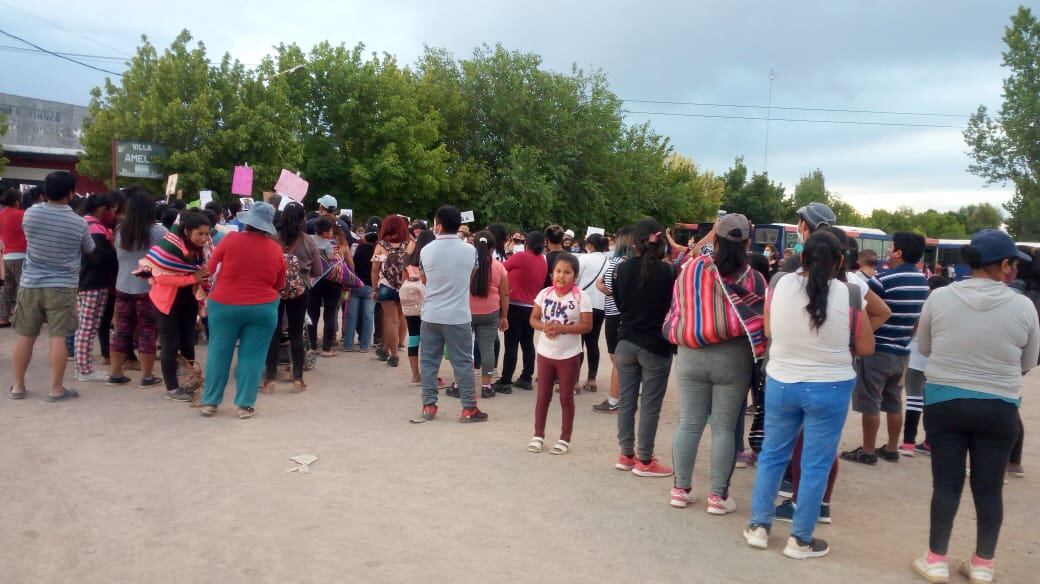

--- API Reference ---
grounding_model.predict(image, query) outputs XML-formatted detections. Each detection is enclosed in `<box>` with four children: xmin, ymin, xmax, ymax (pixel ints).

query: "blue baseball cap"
<box><xmin>969</xmin><ymin>229</ymin><xmax>1031</xmax><ymax>264</ymax></box>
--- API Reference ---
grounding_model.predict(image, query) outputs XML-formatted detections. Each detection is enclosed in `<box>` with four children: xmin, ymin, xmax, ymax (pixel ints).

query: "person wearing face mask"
<box><xmin>764</xmin><ymin>244</ymin><xmax>780</xmax><ymax>276</ymax></box>
<box><xmin>910</xmin><ymin>229</ymin><xmax>1038</xmax><ymax>584</ymax></box>
<box><xmin>780</xmin><ymin>202</ymin><xmax>836</xmax><ymax>273</ymax></box>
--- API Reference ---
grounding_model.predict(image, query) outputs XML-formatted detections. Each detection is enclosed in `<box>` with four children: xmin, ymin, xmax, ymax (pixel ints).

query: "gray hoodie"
<box><xmin>918</xmin><ymin>278</ymin><xmax>1039</xmax><ymax>402</ymax></box>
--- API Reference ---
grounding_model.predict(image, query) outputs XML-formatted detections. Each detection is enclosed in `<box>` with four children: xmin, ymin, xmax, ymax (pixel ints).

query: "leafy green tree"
<box><xmin>792</xmin><ymin>169</ymin><xmax>826</xmax><ymax>209</ymax></box>
<box><xmin>80</xmin><ymin>31</ymin><xmax>302</xmax><ymax>198</ymax></box>
<box><xmin>957</xmin><ymin>203</ymin><xmax>1003</xmax><ymax>233</ymax></box>
<box><xmin>964</xmin><ymin>6</ymin><xmax>1040</xmax><ymax>238</ymax></box>
<box><xmin>720</xmin><ymin>157</ymin><xmax>789</xmax><ymax>224</ymax></box>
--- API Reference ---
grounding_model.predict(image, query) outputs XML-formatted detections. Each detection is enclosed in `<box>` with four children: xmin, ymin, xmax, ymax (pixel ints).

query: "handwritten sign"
<box><xmin>165</xmin><ymin>174</ymin><xmax>178</xmax><ymax>196</ymax></box>
<box><xmin>199</xmin><ymin>190</ymin><xmax>214</xmax><ymax>207</ymax></box>
<box><xmin>231</xmin><ymin>166</ymin><xmax>253</xmax><ymax>196</ymax></box>
<box><xmin>585</xmin><ymin>226</ymin><xmax>605</xmax><ymax>238</ymax></box>
<box><xmin>461</xmin><ymin>210</ymin><xmax>475</xmax><ymax>224</ymax></box>
<box><xmin>274</xmin><ymin>169</ymin><xmax>309</xmax><ymax>202</ymax></box>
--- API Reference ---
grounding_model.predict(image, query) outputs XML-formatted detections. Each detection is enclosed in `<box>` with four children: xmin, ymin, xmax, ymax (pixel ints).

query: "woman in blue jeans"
<box><xmin>743</xmin><ymin>230</ymin><xmax>874</xmax><ymax>560</ymax></box>
<box><xmin>344</xmin><ymin>226</ymin><xmax>378</xmax><ymax>352</ymax></box>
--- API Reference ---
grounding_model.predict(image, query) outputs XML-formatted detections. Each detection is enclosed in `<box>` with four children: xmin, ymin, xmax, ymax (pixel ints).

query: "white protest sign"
<box><xmin>461</xmin><ymin>210</ymin><xmax>475</xmax><ymax>224</ymax></box>
<box><xmin>165</xmin><ymin>174</ymin><xmax>178</xmax><ymax>196</ymax></box>
<box><xmin>345</xmin><ymin>208</ymin><xmax>353</xmax><ymax>220</ymax></box>
<box><xmin>199</xmin><ymin>190</ymin><xmax>214</xmax><ymax>207</ymax></box>
<box><xmin>278</xmin><ymin>196</ymin><xmax>291</xmax><ymax>211</ymax></box>
<box><xmin>585</xmin><ymin>226</ymin><xmax>606</xmax><ymax>238</ymax></box>
<box><xmin>239</xmin><ymin>197</ymin><xmax>254</xmax><ymax>211</ymax></box>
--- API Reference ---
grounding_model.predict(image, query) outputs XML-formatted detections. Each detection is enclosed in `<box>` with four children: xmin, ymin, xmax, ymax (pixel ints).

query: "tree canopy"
<box><xmin>965</xmin><ymin>6</ymin><xmax>1040</xmax><ymax>238</ymax></box>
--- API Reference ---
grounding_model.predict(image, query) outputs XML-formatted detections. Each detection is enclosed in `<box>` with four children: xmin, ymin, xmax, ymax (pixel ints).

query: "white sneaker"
<box><xmin>743</xmin><ymin>525</ymin><xmax>770</xmax><ymax>549</ymax></box>
<box><xmin>958</xmin><ymin>559</ymin><xmax>993</xmax><ymax>584</ymax></box>
<box><xmin>669</xmin><ymin>488</ymin><xmax>696</xmax><ymax>508</ymax></box>
<box><xmin>706</xmin><ymin>493</ymin><xmax>737</xmax><ymax>515</ymax></box>
<box><xmin>76</xmin><ymin>371</ymin><xmax>109</xmax><ymax>382</ymax></box>
<box><xmin>911</xmin><ymin>553</ymin><xmax>949</xmax><ymax>583</ymax></box>
<box><xmin>782</xmin><ymin>536</ymin><xmax>829</xmax><ymax>560</ymax></box>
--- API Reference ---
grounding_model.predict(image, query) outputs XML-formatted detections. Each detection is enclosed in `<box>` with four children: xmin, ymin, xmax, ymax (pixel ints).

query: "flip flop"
<box><xmin>9</xmin><ymin>386</ymin><xmax>26</xmax><ymax>400</ymax></box>
<box><xmin>46</xmin><ymin>388</ymin><xmax>79</xmax><ymax>402</ymax></box>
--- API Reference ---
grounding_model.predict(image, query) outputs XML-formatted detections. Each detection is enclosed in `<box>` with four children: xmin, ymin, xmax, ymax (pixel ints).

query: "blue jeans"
<box><xmin>343</xmin><ymin>285</ymin><xmax>374</xmax><ymax>350</ymax></box>
<box><xmin>749</xmin><ymin>376</ymin><xmax>855</xmax><ymax>542</ymax></box>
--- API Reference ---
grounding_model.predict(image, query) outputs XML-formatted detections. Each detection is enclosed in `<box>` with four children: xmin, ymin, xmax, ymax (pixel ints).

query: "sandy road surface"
<box><xmin>1</xmin><ymin>330</ymin><xmax>1037</xmax><ymax>583</ymax></box>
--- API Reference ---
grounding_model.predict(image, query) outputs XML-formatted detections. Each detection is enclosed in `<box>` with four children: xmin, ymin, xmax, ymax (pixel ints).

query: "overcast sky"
<box><xmin>0</xmin><ymin>0</ymin><xmax>1024</xmax><ymax>215</ymax></box>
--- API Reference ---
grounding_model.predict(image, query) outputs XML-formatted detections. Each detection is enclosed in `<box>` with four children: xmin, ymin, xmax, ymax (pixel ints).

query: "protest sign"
<box><xmin>274</xmin><ymin>169</ymin><xmax>308</xmax><ymax>202</ymax></box>
<box><xmin>461</xmin><ymin>210</ymin><xmax>475</xmax><ymax>224</ymax></box>
<box><xmin>585</xmin><ymin>226</ymin><xmax>606</xmax><ymax>238</ymax></box>
<box><xmin>199</xmin><ymin>190</ymin><xmax>214</xmax><ymax>207</ymax></box>
<box><xmin>231</xmin><ymin>166</ymin><xmax>253</xmax><ymax>196</ymax></box>
<box><xmin>240</xmin><ymin>197</ymin><xmax>254</xmax><ymax>211</ymax></box>
<box><xmin>165</xmin><ymin>174</ymin><xmax>178</xmax><ymax>196</ymax></box>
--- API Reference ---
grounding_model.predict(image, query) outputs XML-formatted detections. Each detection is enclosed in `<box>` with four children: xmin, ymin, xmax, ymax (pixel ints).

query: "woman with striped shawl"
<box><xmin>137</xmin><ymin>211</ymin><xmax>212</xmax><ymax>402</ymax></box>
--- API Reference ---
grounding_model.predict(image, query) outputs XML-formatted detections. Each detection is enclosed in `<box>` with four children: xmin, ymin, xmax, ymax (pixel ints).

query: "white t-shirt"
<box><xmin>534</xmin><ymin>286</ymin><xmax>592</xmax><ymax>360</ymax></box>
<box><xmin>577</xmin><ymin>251</ymin><xmax>609</xmax><ymax>311</ymax></box>
<box><xmin>766</xmin><ymin>274</ymin><xmax>856</xmax><ymax>383</ymax></box>
<box><xmin>907</xmin><ymin>336</ymin><xmax>927</xmax><ymax>371</ymax></box>
<box><xmin>846</xmin><ymin>271</ymin><xmax>870</xmax><ymax>303</ymax></box>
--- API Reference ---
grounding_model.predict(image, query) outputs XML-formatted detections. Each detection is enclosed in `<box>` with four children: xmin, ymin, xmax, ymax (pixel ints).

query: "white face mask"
<box><xmin>763</xmin><ymin>249</ymin><xmax>772</xmax><ymax>259</ymax></box>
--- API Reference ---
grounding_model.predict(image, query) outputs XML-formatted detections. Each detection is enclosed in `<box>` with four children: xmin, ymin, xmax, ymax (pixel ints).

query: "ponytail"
<box><xmin>802</xmin><ymin>231</ymin><xmax>843</xmax><ymax>332</ymax></box>
<box><xmin>632</xmin><ymin>217</ymin><xmax>666</xmax><ymax>287</ymax></box>
<box><xmin>471</xmin><ymin>230</ymin><xmax>493</xmax><ymax>297</ymax></box>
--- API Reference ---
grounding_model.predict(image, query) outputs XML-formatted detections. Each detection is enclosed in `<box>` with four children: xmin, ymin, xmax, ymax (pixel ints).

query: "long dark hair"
<box><xmin>409</xmin><ymin>230</ymin><xmax>436</xmax><ymax>267</ymax></box>
<box><xmin>488</xmin><ymin>223</ymin><xmax>508</xmax><ymax>259</ymax></box>
<box><xmin>471</xmin><ymin>230</ymin><xmax>494</xmax><ymax>297</ymax></box>
<box><xmin>119</xmin><ymin>190</ymin><xmax>156</xmax><ymax>251</ymax></box>
<box><xmin>176</xmin><ymin>211</ymin><xmax>212</xmax><ymax>254</ymax></box>
<box><xmin>632</xmin><ymin>217</ymin><xmax>666</xmax><ymax>286</ymax></box>
<box><xmin>276</xmin><ymin>203</ymin><xmax>307</xmax><ymax>248</ymax></box>
<box><xmin>802</xmin><ymin>230</ymin><xmax>843</xmax><ymax>332</ymax></box>
<box><xmin>821</xmin><ymin>226</ymin><xmax>850</xmax><ymax>282</ymax></box>
<box><xmin>712</xmin><ymin>238</ymin><xmax>748</xmax><ymax>277</ymax></box>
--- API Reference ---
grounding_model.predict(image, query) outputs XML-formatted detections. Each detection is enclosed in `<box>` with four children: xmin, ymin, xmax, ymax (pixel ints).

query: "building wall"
<box><xmin>2</xmin><ymin>153</ymin><xmax>110</xmax><ymax>194</ymax></box>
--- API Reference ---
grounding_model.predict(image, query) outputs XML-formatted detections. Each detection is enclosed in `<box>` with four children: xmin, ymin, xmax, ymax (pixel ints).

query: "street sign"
<box><xmin>113</xmin><ymin>140</ymin><xmax>167</xmax><ymax>179</ymax></box>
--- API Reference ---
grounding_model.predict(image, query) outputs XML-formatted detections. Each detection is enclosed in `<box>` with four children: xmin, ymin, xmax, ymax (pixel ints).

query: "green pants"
<box><xmin>202</xmin><ymin>298</ymin><xmax>279</xmax><ymax>409</ymax></box>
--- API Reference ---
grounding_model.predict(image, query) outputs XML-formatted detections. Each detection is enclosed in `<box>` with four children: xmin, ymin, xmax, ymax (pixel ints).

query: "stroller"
<box><xmin>275</xmin><ymin>312</ymin><xmax>318</xmax><ymax>373</ymax></box>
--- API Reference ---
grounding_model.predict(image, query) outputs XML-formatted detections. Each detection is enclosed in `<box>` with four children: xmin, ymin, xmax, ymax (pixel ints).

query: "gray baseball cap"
<box><xmin>796</xmin><ymin>202</ymin><xmax>836</xmax><ymax>230</ymax></box>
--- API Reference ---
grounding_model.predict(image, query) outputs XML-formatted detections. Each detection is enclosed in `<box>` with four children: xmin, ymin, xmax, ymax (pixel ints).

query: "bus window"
<box><xmin>784</xmin><ymin>232</ymin><xmax>799</xmax><ymax>251</ymax></box>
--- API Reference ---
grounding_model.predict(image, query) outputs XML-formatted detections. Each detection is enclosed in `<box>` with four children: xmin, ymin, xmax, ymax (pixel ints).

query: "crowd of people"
<box><xmin>2</xmin><ymin>171</ymin><xmax>1037</xmax><ymax>582</ymax></box>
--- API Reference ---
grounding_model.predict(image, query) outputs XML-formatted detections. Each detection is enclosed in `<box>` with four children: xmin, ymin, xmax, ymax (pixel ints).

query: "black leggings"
<box><xmin>924</xmin><ymin>398</ymin><xmax>1020</xmax><ymax>559</ymax></box>
<box><xmin>266</xmin><ymin>291</ymin><xmax>309</xmax><ymax>381</ymax></box>
<box><xmin>406</xmin><ymin>315</ymin><xmax>422</xmax><ymax>357</ymax></box>
<box><xmin>308</xmin><ymin>279</ymin><xmax>341</xmax><ymax>352</ymax></box>
<box><xmin>500</xmin><ymin>304</ymin><xmax>534</xmax><ymax>384</ymax></box>
<box><xmin>581</xmin><ymin>308</ymin><xmax>605</xmax><ymax>380</ymax></box>
<box><xmin>1010</xmin><ymin>411</ymin><xmax>1024</xmax><ymax>465</ymax></box>
<box><xmin>155</xmin><ymin>287</ymin><xmax>198</xmax><ymax>391</ymax></box>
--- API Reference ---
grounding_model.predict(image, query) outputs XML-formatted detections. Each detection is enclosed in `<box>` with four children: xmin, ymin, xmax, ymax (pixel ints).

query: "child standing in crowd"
<box><xmin>470</xmin><ymin>230</ymin><xmax>509</xmax><ymax>399</ymax></box>
<box><xmin>900</xmin><ymin>275</ymin><xmax>951</xmax><ymax>456</ymax></box>
<box><xmin>911</xmin><ymin>231</ymin><xmax>1038</xmax><ymax>584</ymax></box>
<box><xmin>528</xmin><ymin>253</ymin><xmax>592</xmax><ymax>455</ymax></box>
<box><xmin>613</xmin><ymin>218</ymin><xmax>677</xmax><ymax>477</ymax></box>
<box><xmin>74</xmin><ymin>193</ymin><xmax>118</xmax><ymax>382</ymax></box>
<box><xmin>403</xmin><ymin>230</ymin><xmax>434</xmax><ymax>385</ymax></box>
<box><xmin>142</xmin><ymin>211</ymin><xmax>211</xmax><ymax>402</ymax></box>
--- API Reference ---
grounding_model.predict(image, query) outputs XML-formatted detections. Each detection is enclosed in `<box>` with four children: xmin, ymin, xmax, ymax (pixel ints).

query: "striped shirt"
<box><xmin>868</xmin><ymin>263</ymin><xmax>928</xmax><ymax>355</ymax></box>
<box><xmin>20</xmin><ymin>203</ymin><xmax>94</xmax><ymax>289</ymax></box>
<box><xmin>603</xmin><ymin>256</ymin><xmax>624</xmax><ymax>316</ymax></box>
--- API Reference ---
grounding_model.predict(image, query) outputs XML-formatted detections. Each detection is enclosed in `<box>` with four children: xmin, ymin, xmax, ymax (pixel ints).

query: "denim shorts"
<box><xmin>377</xmin><ymin>284</ymin><xmax>400</xmax><ymax>303</ymax></box>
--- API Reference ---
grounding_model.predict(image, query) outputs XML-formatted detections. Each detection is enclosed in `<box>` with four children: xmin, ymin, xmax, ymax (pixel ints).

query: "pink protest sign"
<box><xmin>274</xmin><ymin>169</ymin><xmax>309</xmax><ymax>202</ymax></box>
<box><xmin>231</xmin><ymin>166</ymin><xmax>253</xmax><ymax>196</ymax></box>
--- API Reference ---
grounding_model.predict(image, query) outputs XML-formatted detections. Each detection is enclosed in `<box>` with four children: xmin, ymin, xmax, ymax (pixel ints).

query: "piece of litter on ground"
<box><xmin>286</xmin><ymin>453</ymin><xmax>318</xmax><ymax>473</ymax></box>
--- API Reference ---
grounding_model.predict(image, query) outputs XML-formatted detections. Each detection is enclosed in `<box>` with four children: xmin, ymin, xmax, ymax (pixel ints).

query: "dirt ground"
<box><xmin>1</xmin><ymin>329</ymin><xmax>1038</xmax><ymax>584</ymax></box>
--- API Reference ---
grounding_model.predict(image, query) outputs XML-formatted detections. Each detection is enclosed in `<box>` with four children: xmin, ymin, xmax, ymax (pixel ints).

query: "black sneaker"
<box><xmin>460</xmin><ymin>407</ymin><xmax>489</xmax><ymax>423</ymax></box>
<box><xmin>375</xmin><ymin>348</ymin><xmax>389</xmax><ymax>361</ymax></box>
<box><xmin>774</xmin><ymin>499</ymin><xmax>795</xmax><ymax>523</ymax></box>
<box><xmin>783</xmin><ymin>536</ymin><xmax>829</xmax><ymax>559</ymax></box>
<box><xmin>818</xmin><ymin>503</ymin><xmax>832</xmax><ymax>524</ymax></box>
<box><xmin>877</xmin><ymin>447</ymin><xmax>900</xmax><ymax>462</ymax></box>
<box><xmin>387</xmin><ymin>356</ymin><xmax>399</xmax><ymax>368</ymax></box>
<box><xmin>107</xmin><ymin>375</ymin><xmax>132</xmax><ymax>386</ymax></box>
<box><xmin>165</xmin><ymin>388</ymin><xmax>192</xmax><ymax>402</ymax></box>
<box><xmin>592</xmin><ymin>399</ymin><xmax>619</xmax><ymax>413</ymax></box>
<box><xmin>446</xmin><ymin>384</ymin><xmax>460</xmax><ymax>399</ymax></box>
<box><xmin>139</xmin><ymin>376</ymin><xmax>163</xmax><ymax>388</ymax></box>
<box><xmin>491</xmin><ymin>381</ymin><xmax>512</xmax><ymax>395</ymax></box>
<box><xmin>513</xmin><ymin>378</ymin><xmax>533</xmax><ymax>390</ymax></box>
<box><xmin>480</xmin><ymin>386</ymin><xmax>495</xmax><ymax>399</ymax></box>
<box><xmin>840</xmin><ymin>447</ymin><xmax>879</xmax><ymax>465</ymax></box>
<box><xmin>778</xmin><ymin>479</ymin><xmax>794</xmax><ymax>499</ymax></box>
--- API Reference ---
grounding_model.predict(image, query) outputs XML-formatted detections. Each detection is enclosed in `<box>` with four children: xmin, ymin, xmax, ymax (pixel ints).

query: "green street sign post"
<box><xmin>111</xmin><ymin>140</ymin><xmax>168</xmax><ymax>186</ymax></box>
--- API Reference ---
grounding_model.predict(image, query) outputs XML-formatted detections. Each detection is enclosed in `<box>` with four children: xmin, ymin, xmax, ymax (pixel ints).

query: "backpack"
<box><xmin>281</xmin><ymin>252</ymin><xmax>306</xmax><ymax>300</ymax></box>
<box><xmin>380</xmin><ymin>241</ymin><xmax>409</xmax><ymax>289</ymax></box>
<box><xmin>399</xmin><ymin>265</ymin><xmax>425</xmax><ymax>317</ymax></box>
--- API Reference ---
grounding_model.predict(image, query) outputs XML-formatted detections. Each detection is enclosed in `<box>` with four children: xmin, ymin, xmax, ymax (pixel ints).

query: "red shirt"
<box><xmin>504</xmin><ymin>250</ymin><xmax>547</xmax><ymax>306</ymax></box>
<box><xmin>207</xmin><ymin>231</ymin><xmax>285</xmax><ymax>305</ymax></box>
<box><xmin>0</xmin><ymin>208</ymin><xmax>27</xmax><ymax>254</ymax></box>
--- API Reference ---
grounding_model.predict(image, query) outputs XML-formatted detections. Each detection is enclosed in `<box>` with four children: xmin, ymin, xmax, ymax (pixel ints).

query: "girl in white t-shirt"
<box><xmin>527</xmin><ymin>253</ymin><xmax>592</xmax><ymax>455</ymax></box>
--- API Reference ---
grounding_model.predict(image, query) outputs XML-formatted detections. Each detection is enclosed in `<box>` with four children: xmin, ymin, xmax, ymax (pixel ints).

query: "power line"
<box><xmin>0</xmin><ymin>44</ymin><xmax>127</xmax><ymax>62</ymax></box>
<box><xmin>0</xmin><ymin>28</ymin><xmax>123</xmax><ymax>76</ymax></box>
<box><xmin>623</xmin><ymin>98</ymin><xmax>969</xmax><ymax>119</ymax></box>
<box><xmin>0</xmin><ymin>0</ymin><xmax>132</xmax><ymax>56</ymax></box>
<box><xmin>623</xmin><ymin>109</ymin><xmax>965</xmax><ymax>129</ymax></box>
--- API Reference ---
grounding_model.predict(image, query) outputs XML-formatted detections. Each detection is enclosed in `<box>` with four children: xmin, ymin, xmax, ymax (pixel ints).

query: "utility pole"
<box><xmin>764</xmin><ymin>68</ymin><xmax>775</xmax><ymax>174</ymax></box>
